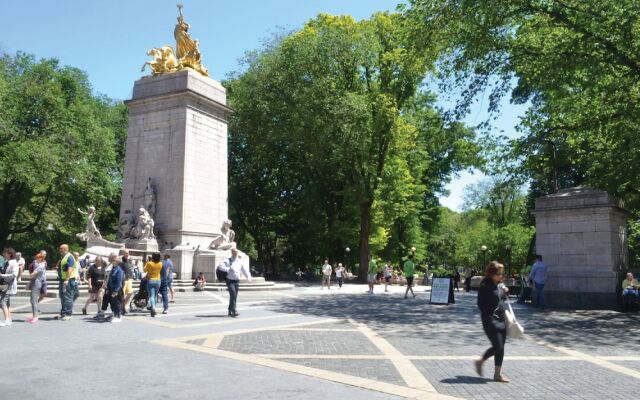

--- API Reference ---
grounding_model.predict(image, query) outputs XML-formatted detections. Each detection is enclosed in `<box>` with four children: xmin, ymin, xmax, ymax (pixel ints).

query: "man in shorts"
<box><xmin>367</xmin><ymin>254</ymin><xmax>378</xmax><ymax>295</ymax></box>
<box><xmin>404</xmin><ymin>254</ymin><xmax>416</xmax><ymax>299</ymax></box>
<box><xmin>321</xmin><ymin>260</ymin><xmax>332</xmax><ymax>290</ymax></box>
<box><xmin>121</xmin><ymin>250</ymin><xmax>134</xmax><ymax>314</ymax></box>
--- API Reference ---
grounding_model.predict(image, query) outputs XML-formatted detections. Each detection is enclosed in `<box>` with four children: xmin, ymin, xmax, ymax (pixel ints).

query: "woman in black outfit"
<box><xmin>475</xmin><ymin>261</ymin><xmax>510</xmax><ymax>383</ymax></box>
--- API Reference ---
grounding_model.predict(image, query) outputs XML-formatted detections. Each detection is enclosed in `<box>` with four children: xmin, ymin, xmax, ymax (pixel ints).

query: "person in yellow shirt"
<box><xmin>143</xmin><ymin>253</ymin><xmax>163</xmax><ymax>317</ymax></box>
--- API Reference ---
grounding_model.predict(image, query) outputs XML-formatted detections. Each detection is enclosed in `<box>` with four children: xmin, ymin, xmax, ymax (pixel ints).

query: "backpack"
<box><xmin>216</xmin><ymin>258</ymin><xmax>231</xmax><ymax>282</ymax></box>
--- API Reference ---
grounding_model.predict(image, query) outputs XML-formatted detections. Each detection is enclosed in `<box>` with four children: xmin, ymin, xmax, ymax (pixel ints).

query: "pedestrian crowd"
<box><xmin>0</xmin><ymin>244</ymin><xmax>176</xmax><ymax>326</ymax></box>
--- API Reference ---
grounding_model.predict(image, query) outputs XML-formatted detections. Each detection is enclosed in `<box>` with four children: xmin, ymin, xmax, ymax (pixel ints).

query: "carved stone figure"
<box><xmin>76</xmin><ymin>206</ymin><xmax>101</xmax><ymax>241</ymax></box>
<box><xmin>143</xmin><ymin>178</ymin><xmax>157</xmax><ymax>219</ymax></box>
<box><xmin>130</xmin><ymin>208</ymin><xmax>156</xmax><ymax>240</ymax></box>
<box><xmin>116</xmin><ymin>215</ymin><xmax>135</xmax><ymax>240</ymax></box>
<box><xmin>209</xmin><ymin>219</ymin><xmax>236</xmax><ymax>250</ymax></box>
<box><xmin>141</xmin><ymin>46</ymin><xmax>179</xmax><ymax>75</ymax></box>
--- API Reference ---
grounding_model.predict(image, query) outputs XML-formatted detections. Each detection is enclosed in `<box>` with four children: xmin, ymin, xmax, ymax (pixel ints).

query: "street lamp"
<box><xmin>480</xmin><ymin>245</ymin><xmax>488</xmax><ymax>267</ymax></box>
<box><xmin>505</xmin><ymin>245</ymin><xmax>512</xmax><ymax>280</ymax></box>
<box><xmin>345</xmin><ymin>247</ymin><xmax>351</xmax><ymax>273</ymax></box>
<box><xmin>411</xmin><ymin>246</ymin><xmax>416</xmax><ymax>254</ymax></box>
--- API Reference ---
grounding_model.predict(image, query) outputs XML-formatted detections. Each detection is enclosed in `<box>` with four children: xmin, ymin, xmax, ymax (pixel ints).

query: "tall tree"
<box><xmin>0</xmin><ymin>53</ymin><xmax>126</xmax><ymax>254</ymax></box>
<box><xmin>404</xmin><ymin>0</ymin><xmax>640</xmax><ymax>209</ymax></box>
<box><xmin>228</xmin><ymin>14</ymin><xmax>477</xmax><ymax>278</ymax></box>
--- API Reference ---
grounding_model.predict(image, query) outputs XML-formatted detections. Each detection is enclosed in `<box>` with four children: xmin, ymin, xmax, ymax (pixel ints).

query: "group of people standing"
<box><xmin>0</xmin><ymin>244</ymin><xmax>176</xmax><ymax>326</ymax></box>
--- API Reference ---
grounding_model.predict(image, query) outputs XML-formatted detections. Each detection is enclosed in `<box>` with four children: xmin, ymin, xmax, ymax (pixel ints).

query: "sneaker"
<box><xmin>61</xmin><ymin>316</ymin><xmax>71</xmax><ymax>321</ymax></box>
<box><xmin>4</xmin><ymin>319</ymin><xmax>12</xmax><ymax>326</ymax></box>
<box><xmin>28</xmin><ymin>317</ymin><xmax>38</xmax><ymax>324</ymax></box>
<box><xmin>111</xmin><ymin>317</ymin><xmax>122</xmax><ymax>323</ymax></box>
<box><xmin>0</xmin><ymin>321</ymin><xmax>7</xmax><ymax>327</ymax></box>
<box><xmin>82</xmin><ymin>308</ymin><xmax>87</xmax><ymax>315</ymax></box>
<box><xmin>162</xmin><ymin>310</ymin><xmax>168</xmax><ymax>314</ymax></box>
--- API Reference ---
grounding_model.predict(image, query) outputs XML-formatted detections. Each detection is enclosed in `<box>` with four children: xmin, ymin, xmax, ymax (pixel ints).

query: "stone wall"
<box><xmin>121</xmin><ymin>69</ymin><xmax>231</xmax><ymax>279</ymax></box>
<box><xmin>533</xmin><ymin>187</ymin><xmax>630</xmax><ymax>309</ymax></box>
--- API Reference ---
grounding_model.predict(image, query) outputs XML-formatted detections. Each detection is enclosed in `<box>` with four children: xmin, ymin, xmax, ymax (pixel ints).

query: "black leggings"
<box><xmin>482</xmin><ymin>319</ymin><xmax>507</xmax><ymax>366</ymax></box>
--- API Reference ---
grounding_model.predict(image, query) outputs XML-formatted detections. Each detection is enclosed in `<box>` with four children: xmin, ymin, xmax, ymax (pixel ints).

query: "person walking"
<box><xmin>216</xmin><ymin>248</ymin><xmax>251</xmax><ymax>317</ymax></box>
<box><xmin>106</xmin><ymin>255</ymin><xmax>124</xmax><ymax>323</ymax></box>
<box><xmin>453</xmin><ymin>267</ymin><xmax>461</xmax><ymax>291</ymax></box>
<box><xmin>82</xmin><ymin>256</ymin><xmax>106</xmax><ymax>316</ymax></box>
<box><xmin>143</xmin><ymin>253</ymin><xmax>163</xmax><ymax>317</ymax></box>
<box><xmin>121</xmin><ymin>251</ymin><xmax>134</xmax><ymax>315</ymax></box>
<box><xmin>16</xmin><ymin>252</ymin><xmax>25</xmax><ymax>282</ymax></box>
<box><xmin>27</xmin><ymin>250</ymin><xmax>47</xmax><ymax>324</ymax></box>
<box><xmin>367</xmin><ymin>254</ymin><xmax>378</xmax><ymax>295</ymax></box>
<box><xmin>163</xmin><ymin>254</ymin><xmax>175</xmax><ymax>303</ymax></box>
<box><xmin>404</xmin><ymin>255</ymin><xmax>416</xmax><ymax>299</ymax></box>
<box><xmin>0</xmin><ymin>248</ymin><xmax>19</xmax><ymax>327</ymax></box>
<box><xmin>335</xmin><ymin>263</ymin><xmax>345</xmax><ymax>289</ymax></box>
<box><xmin>160</xmin><ymin>255</ymin><xmax>172</xmax><ymax>314</ymax></box>
<box><xmin>56</xmin><ymin>244</ymin><xmax>78</xmax><ymax>321</ymax></box>
<box><xmin>475</xmin><ymin>261</ymin><xmax>510</xmax><ymax>383</ymax></box>
<box><xmin>529</xmin><ymin>255</ymin><xmax>548</xmax><ymax>309</ymax></box>
<box><xmin>321</xmin><ymin>260</ymin><xmax>332</xmax><ymax>290</ymax></box>
<box><xmin>384</xmin><ymin>263</ymin><xmax>392</xmax><ymax>292</ymax></box>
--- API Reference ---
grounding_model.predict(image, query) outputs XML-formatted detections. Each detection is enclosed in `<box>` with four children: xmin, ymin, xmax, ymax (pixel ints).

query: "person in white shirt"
<box><xmin>335</xmin><ymin>263</ymin><xmax>345</xmax><ymax>289</ymax></box>
<box><xmin>384</xmin><ymin>263</ymin><xmax>392</xmax><ymax>292</ymax></box>
<box><xmin>16</xmin><ymin>252</ymin><xmax>25</xmax><ymax>282</ymax></box>
<box><xmin>0</xmin><ymin>248</ymin><xmax>20</xmax><ymax>327</ymax></box>
<box><xmin>217</xmin><ymin>248</ymin><xmax>251</xmax><ymax>317</ymax></box>
<box><xmin>321</xmin><ymin>260</ymin><xmax>332</xmax><ymax>290</ymax></box>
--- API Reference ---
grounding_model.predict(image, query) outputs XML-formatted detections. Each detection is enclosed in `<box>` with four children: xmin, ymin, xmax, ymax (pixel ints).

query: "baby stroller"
<box><xmin>129</xmin><ymin>277</ymin><xmax>160</xmax><ymax>310</ymax></box>
<box><xmin>130</xmin><ymin>277</ymin><xmax>150</xmax><ymax>310</ymax></box>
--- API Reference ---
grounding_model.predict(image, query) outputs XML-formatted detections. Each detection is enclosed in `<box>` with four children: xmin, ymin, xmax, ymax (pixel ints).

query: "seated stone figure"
<box><xmin>130</xmin><ymin>208</ymin><xmax>155</xmax><ymax>240</ymax></box>
<box><xmin>209</xmin><ymin>219</ymin><xmax>236</xmax><ymax>250</ymax></box>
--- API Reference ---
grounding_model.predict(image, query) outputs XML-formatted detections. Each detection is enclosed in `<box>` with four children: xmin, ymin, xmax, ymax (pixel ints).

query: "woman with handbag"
<box><xmin>0</xmin><ymin>248</ymin><xmax>20</xmax><ymax>327</ymax></box>
<box><xmin>475</xmin><ymin>261</ymin><xmax>510</xmax><ymax>383</ymax></box>
<box><xmin>27</xmin><ymin>250</ymin><xmax>48</xmax><ymax>324</ymax></box>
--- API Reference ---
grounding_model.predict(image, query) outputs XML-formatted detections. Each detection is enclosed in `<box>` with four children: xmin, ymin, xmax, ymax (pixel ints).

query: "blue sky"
<box><xmin>0</xmin><ymin>0</ymin><xmax>526</xmax><ymax>210</ymax></box>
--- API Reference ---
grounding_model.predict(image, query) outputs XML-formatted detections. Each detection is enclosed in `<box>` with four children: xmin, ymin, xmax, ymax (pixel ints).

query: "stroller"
<box><xmin>129</xmin><ymin>277</ymin><xmax>160</xmax><ymax>310</ymax></box>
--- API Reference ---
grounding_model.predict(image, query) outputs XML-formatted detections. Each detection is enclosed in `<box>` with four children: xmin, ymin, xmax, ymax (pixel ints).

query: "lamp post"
<box><xmin>505</xmin><ymin>245</ymin><xmax>512</xmax><ymax>281</ymax></box>
<box><xmin>480</xmin><ymin>245</ymin><xmax>487</xmax><ymax>268</ymax></box>
<box><xmin>411</xmin><ymin>246</ymin><xmax>416</xmax><ymax>254</ymax></box>
<box><xmin>345</xmin><ymin>247</ymin><xmax>350</xmax><ymax>273</ymax></box>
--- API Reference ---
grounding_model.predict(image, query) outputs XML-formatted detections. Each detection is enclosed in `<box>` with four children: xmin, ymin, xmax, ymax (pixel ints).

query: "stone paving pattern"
<box><xmin>4</xmin><ymin>283</ymin><xmax>640</xmax><ymax>399</ymax></box>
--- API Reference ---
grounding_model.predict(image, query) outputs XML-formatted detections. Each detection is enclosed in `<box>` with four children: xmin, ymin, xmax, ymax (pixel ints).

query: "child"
<box><xmin>193</xmin><ymin>272</ymin><xmax>207</xmax><ymax>291</ymax></box>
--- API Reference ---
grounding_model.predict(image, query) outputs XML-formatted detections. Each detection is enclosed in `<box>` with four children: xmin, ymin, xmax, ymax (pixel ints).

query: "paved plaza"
<box><xmin>6</xmin><ymin>282</ymin><xmax>640</xmax><ymax>399</ymax></box>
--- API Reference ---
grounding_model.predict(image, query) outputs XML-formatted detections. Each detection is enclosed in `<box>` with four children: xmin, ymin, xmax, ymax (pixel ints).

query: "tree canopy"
<box><xmin>0</xmin><ymin>52</ymin><xmax>127</xmax><ymax>257</ymax></box>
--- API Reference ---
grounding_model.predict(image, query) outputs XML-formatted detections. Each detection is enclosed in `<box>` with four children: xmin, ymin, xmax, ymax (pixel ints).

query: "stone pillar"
<box><xmin>120</xmin><ymin>69</ymin><xmax>231</xmax><ymax>279</ymax></box>
<box><xmin>532</xmin><ymin>187</ymin><xmax>630</xmax><ymax>309</ymax></box>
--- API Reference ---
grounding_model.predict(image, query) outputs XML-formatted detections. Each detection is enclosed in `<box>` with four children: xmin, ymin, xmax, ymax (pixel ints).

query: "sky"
<box><xmin>0</xmin><ymin>0</ymin><xmax>527</xmax><ymax>211</ymax></box>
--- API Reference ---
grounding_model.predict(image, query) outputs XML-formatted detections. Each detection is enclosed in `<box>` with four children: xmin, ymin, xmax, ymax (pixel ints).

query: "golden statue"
<box><xmin>141</xmin><ymin>4</ymin><xmax>209</xmax><ymax>77</ymax></box>
<box><xmin>141</xmin><ymin>46</ymin><xmax>179</xmax><ymax>75</ymax></box>
<box><xmin>174</xmin><ymin>4</ymin><xmax>209</xmax><ymax>76</ymax></box>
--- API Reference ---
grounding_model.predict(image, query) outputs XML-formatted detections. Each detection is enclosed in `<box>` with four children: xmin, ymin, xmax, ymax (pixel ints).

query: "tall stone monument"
<box><xmin>533</xmin><ymin>187</ymin><xmax>630</xmax><ymax>309</ymax></box>
<box><xmin>119</xmin><ymin>5</ymin><xmax>233</xmax><ymax>278</ymax></box>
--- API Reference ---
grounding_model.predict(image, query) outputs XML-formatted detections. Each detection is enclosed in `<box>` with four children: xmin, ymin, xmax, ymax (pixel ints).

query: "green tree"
<box><xmin>0</xmin><ymin>53</ymin><xmax>126</xmax><ymax>256</ymax></box>
<box><xmin>227</xmin><ymin>14</ymin><xmax>478</xmax><ymax>278</ymax></box>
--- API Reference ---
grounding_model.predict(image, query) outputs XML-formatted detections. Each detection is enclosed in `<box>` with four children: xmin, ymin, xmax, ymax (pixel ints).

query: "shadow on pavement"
<box><xmin>440</xmin><ymin>376</ymin><xmax>491</xmax><ymax>384</ymax></box>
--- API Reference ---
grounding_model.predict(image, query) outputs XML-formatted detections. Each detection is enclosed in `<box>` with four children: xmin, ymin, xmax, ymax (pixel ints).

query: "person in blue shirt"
<box><xmin>106</xmin><ymin>254</ymin><xmax>124</xmax><ymax>323</ymax></box>
<box><xmin>160</xmin><ymin>254</ymin><xmax>173</xmax><ymax>314</ymax></box>
<box><xmin>528</xmin><ymin>255</ymin><xmax>548</xmax><ymax>309</ymax></box>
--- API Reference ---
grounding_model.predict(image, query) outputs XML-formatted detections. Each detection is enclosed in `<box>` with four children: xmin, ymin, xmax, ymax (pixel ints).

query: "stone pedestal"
<box><xmin>120</xmin><ymin>69</ymin><xmax>232</xmax><ymax>278</ymax></box>
<box><xmin>533</xmin><ymin>187</ymin><xmax>630</xmax><ymax>309</ymax></box>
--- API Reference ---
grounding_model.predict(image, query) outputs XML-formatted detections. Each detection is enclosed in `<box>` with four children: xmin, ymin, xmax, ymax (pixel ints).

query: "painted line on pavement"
<box><xmin>202</xmin><ymin>291</ymin><xmax>228</xmax><ymax>303</ymax></box>
<box><xmin>349</xmin><ymin>318</ymin><xmax>436</xmax><ymax>393</ymax></box>
<box><xmin>537</xmin><ymin>340</ymin><xmax>640</xmax><ymax>380</ymax></box>
<box><xmin>132</xmin><ymin>312</ymin><xmax>294</xmax><ymax>329</ymax></box>
<box><xmin>10</xmin><ymin>298</ymin><xmax>53</xmax><ymax>312</ymax></box>
<box><xmin>153</xmin><ymin>340</ymin><xmax>462</xmax><ymax>400</ymax></box>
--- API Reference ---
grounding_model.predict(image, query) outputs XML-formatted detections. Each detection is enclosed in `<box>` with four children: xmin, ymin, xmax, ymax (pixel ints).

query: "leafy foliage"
<box><xmin>0</xmin><ymin>53</ymin><xmax>126</xmax><ymax>257</ymax></box>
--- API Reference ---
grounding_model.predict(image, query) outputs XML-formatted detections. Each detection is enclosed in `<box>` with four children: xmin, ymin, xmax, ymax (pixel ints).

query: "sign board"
<box><xmin>430</xmin><ymin>277</ymin><xmax>451</xmax><ymax>304</ymax></box>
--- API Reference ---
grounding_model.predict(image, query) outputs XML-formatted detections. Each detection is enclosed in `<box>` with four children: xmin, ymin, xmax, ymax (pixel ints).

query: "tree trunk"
<box><xmin>358</xmin><ymin>203</ymin><xmax>372</xmax><ymax>283</ymax></box>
